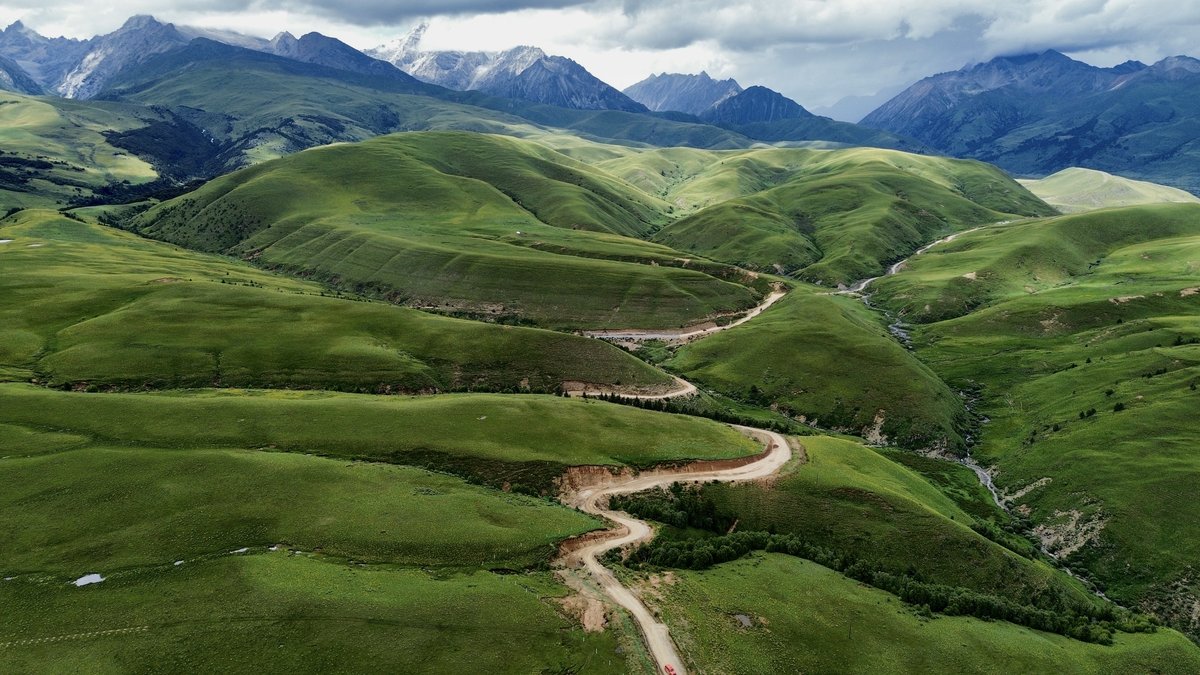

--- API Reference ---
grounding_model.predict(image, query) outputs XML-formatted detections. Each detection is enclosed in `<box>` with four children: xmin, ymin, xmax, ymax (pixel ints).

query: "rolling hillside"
<box><xmin>130</xmin><ymin>132</ymin><xmax>763</xmax><ymax>329</ymax></box>
<box><xmin>642</xmin><ymin>147</ymin><xmax>1055</xmax><ymax>284</ymax></box>
<box><xmin>0</xmin><ymin>209</ymin><xmax>673</xmax><ymax>393</ymax></box>
<box><xmin>1019</xmin><ymin>168</ymin><xmax>1200</xmax><ymax>213</ymax></box>
<box><xmin>872</xmin><ymin>204</ymin><xmax>1200</xmax><ymax>638</ymax></box>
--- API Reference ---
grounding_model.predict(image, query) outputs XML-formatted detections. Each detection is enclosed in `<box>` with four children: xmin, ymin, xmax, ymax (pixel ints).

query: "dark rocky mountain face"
<box><xmin>0</xmin><ymin>16</ymin><xmax>192</xmax><ymax>98</ymax></box>
<box><xmin>623</xmin><ymin>71</ymin><xmax>743</xmax><ymax>116</ymax></box>
<box><xmin>0</xmin><ymin>20</ymin><xmax>90</xmax><ymax>89</ymax></box>
<box><xmin>0</xmin><ymin>53</ymin><xmax>42</xmax><ymax>94</ymax></box>
<box><xmin>861</xmin><ymin>50</ymin><xmax>1200</xmax><ymax>193</ymax></box>
<box><xmin>264</xmin><ymin>31</ymin><xmax>416</xmax><ymax>83</ymax></box>
<box><xmin>700</xmin><ymin>85</ymin><xmax>813</xmax><ymax>125</ymax></box>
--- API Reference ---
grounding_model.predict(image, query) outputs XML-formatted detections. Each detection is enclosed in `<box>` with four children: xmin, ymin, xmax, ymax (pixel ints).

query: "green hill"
<box><xmin>659</xmin><ymin>554</ymin><xmax>1200</xmax><ymax>675</ymax></box>
<box><xmin>667</xmin><ymin>287</ymin><xmax>968</xmax><ymax>449</ymax></box>
<box><xmin>0</xmin><ymin>384</ymin><xmax>757</xmax><ymax>673</ymax></box>
<box><xmin>873</xmin><ymin>203</ymin><xmax>1200</xmax><ymax>638</ymax></box>
<box><xmin>650</xmin><ymin>148</ymin><xmax>1055</xmax><ymax>284</ymax></box>
<box><xmin>130</xmin><ymin>132</ymin><xmax>763</xmax><ymax>329</ymax></box>
<box><xmin>1019</xmin><ymin>167</ymin><xmax>1200</xmax><ymax>213</ymax></box>
<box><xmin>0</xmin><ymin>93</ymin><xmax>158</xmax><ymax>209</ymax></box>
<box><xmin>0</xmin><ymin>209</ymin><xmax>673</xmax><ymax>393</ymax></box>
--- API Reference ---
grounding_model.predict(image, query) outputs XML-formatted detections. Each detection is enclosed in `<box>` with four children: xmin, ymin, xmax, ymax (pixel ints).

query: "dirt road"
<box><xmin>563</xmin><ymin>376</ymin><xmax>698</xmax><ymax>401</ymax></box>
<box><xmin>559</xmin><ymin>426</ymin><xmax>792</xmax><ymax>675</ymax></box>
<box><xmin>832</xmin><ymin>224</ymin><xmax>996</xmax><ymax>296</ymax></box>
<box><xmin>584</xmin><ymin>290</ymin><xmax>787</xmax><ymax>345</ymax></box>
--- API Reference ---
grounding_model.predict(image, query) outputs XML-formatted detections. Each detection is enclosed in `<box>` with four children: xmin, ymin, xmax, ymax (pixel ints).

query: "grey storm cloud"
<box><xmin>2</xmin><ymin>0</ymin><xmax>1197</xmax><ymax>117</ymax></box>
<box><xmin>259</xmin><ymin>0</ymin><xmax>596</xmax><ymax>24</ymax></box>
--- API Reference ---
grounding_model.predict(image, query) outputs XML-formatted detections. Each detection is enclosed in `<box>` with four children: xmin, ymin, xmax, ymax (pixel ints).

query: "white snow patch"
<box><xmin>73</xmin><ymin>573</ymin><xmax>105</xmax><ymax>587</ymax></box>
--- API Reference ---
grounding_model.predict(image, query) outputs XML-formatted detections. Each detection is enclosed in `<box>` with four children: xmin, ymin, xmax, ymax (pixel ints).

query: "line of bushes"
<box><xmin>611</xmin><ymin>485</ymin><xmax>1157</xmax><ymax>644</ymax></box>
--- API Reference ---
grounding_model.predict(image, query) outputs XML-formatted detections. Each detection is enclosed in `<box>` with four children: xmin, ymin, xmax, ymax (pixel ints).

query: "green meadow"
<box><xmin>667</xmin><ymin>288</ymin><xmax>968</xmax><ymax>449</ymax></box>
<box><xmin>656</xmin><ymin>554</ymin><xmax>1200</xmax><ymax>675</ymax></box>
<box><xmin>131</xmin><ymin>133</ymin><xmax>762</xmax><ymax>329</ymax></box>
<box><xmin>0</xmin><ymin>94</ymin><xmax>157</xmax><ymax>208</ymax></box>
<box><xmin>0</xmin><ymin>209</ymin><xmax>671</xmax><ymax>392</ymax></box>
<box><xmin>874</xmin><ymin>203</ymin><xmax>1200</xmax><ymax>636</ymax></box>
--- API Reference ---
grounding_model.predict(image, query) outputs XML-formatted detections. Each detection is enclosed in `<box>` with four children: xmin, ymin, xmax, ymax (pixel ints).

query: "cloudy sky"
<box><xmin>3</xmin><ymin>0</ymin><xmax>1198</xmax><ymax>119</ymax></box>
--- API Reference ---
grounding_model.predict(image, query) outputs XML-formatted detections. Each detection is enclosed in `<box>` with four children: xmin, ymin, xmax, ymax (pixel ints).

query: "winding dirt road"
<box><xmin>558</xmin><ymin>426</ymin><xmax>792</xmax><ymax>675</ymax></box>
<box><xmin>832</xmin><ymin>224</ymin><xmax>996</xmax><ymax>296</ymax></box>
<box><xmin>583</xmin><ymin>290</ymin><xmax>787</xmax><ymax>345</ymax></box>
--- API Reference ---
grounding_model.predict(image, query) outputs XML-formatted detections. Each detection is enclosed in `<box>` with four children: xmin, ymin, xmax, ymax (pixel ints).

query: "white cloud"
<box><xmin>2</xmin><ymin>0</ymin><xmax>1198</xmax><ymax>118</ymax></box>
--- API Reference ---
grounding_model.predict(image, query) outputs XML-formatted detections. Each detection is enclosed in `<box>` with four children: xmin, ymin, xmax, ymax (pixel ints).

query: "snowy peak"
<box><xmin>368</xmin><ymin>31</ymin><xmax>643</xmax><ymax>112</ymax></box>
<box><xmin>623</xmin><ymin>71</ymin><xmax>743</xmax><ymax>116</ymax></box>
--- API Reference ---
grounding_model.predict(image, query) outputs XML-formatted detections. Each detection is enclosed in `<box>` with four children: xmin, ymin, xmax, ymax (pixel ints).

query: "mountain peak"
<box><xmin>121</xmin><ymin>15</ymin><xmax>165</xmax><ymax>30</ymax></box>
<box><xmin>624</xmin><ymin>71</ymin><xmax>743</xmax><ymax>116</ymax></box>
<box><xmin>700</xmin><ymin>85</ymin><xmax>811</xmax><ymax>125</ymax></box>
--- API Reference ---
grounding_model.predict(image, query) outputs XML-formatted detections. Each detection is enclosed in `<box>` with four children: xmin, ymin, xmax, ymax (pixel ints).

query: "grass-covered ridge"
<box><xmin>666</xmin><ymin>287</ymin><xmax>968</xmax><ymax>449</ymax></box>
<box><xmin>656</xmin><ymin>554</ymin><xmax>1200</xmax><ymax>674</ymax></box>
<box><xmin>0</xmin><ymin>93</ymin><xmax>157</xmax><ymax>209</ymax></box>
<box><xmin>873</xmin><ymin>203</ymin><xmax>1200</xmax><ymax>638</ymax></box>
<box><xmin>1019</xmin><ymin>167</ymin><xmax>1200</xmax><ymax>214</ymax></box>
<box><xmin>0</xmin><ymin>209</ymin><xmax>671</xmax><ymax>392</ymax></box>
<box><xmin>132</xmin><ymin>132</ymin><xmax>762</xmax><ymax>329</ymax></box>
<box><xmin>0</xmin><ymin>385</ymin><xmax>758</xmax><ymax>492</ymax></box>
<box><xmin>650</xmin><ymin>148</ymin><xmax>1055</xmax><ymax>284</ymax></box>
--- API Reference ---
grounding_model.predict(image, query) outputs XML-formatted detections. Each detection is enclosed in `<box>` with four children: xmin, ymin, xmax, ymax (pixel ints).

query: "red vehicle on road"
<box><xmin>664</xmin><ymin>666</ymin><xmax>678</xmax><ymax>675</ymax></box>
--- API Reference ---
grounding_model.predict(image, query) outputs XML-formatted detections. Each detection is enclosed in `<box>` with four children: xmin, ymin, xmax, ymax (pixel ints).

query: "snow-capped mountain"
<box><xmin>369</xmin><ymin>24</ymin><xmax>646</xmax><ymax>112</ymax></box>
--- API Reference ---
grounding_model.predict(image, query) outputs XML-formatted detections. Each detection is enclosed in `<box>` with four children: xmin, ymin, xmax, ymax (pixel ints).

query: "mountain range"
<box><xmin>622</xmin><ymin>71</ymin><xmax>743</xmax><ymax>116</ymax></box>
<box><xmin>368</xmin><ymin>24</ymin><xmax>646</xmax><ymax>112</ymax></box>
<box><xmin>862</xmin><ymin>49</ymin><xmax>1200</xmax><ymax>192</ymax></box>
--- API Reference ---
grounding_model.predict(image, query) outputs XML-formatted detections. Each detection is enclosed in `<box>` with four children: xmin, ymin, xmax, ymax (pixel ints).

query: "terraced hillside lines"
<box><xmin>667</xmin><ymin>287</ymin><xmax>968</xmax><ymax>450</ymax></box>
<box><xmin>0</xmin><ymin>210</ymin><xmax>672</xmax><ymax>393</ymax></box>
<box><xmin>1019</xmin><ymin>167</ymin><xmax>1200</xmax><ymax>214</ymax></box>
<box><xmin>0</xmin><ymin>93</ymin><xmax>157</xmax><ymax>208</ymax></box>
<box><xmin>132</xmin><ymin>132</ymin><xmax>762</xmax><ymax>329</ymax></box>
<box><xmin>872</xmin><ymin>203</ymin><xmax>1200</xmax><ymax>637</ymax></box>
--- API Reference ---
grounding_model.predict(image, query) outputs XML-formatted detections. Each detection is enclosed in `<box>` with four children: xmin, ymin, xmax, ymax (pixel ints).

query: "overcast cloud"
<box><xmin>2</xmin><ymin>0</ymin><xmax>1197</xmax><ymax>119</ymax></box>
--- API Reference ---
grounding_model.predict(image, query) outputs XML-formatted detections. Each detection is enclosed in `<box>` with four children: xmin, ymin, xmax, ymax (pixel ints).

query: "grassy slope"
<box><xmin>873</xmin><ymin>203</ymin><xmax>1200</xmax><ymax>635</ymax></box>
<box><xmin>667</xmin><ymin>288</ymin><xmax>968</xmax><ymax>449</ymax></box>
<box><xmin>0</xmin><ymin>424</ymin><xmax>631</xmax><ymax>672</ymax></box>
<box><xmin>0</xmin><ymin>210</ymin><xmax>671</xmax><ymax>392</ymax></box>
<box><xmin>0</xmin><ymin>93</ymin><xmax>157</xmax><ymax>209</ymax></box>
<box><xmin>602</xmin><ymin>146</ymin><xmax>1055</xmax><ymax>283</ymax></box>
<box><xmin>696</xmin><ymin>436</ymin><xmax>1094</xmax><ymax>608</ymax></box>
<box><xmin>0</xmin><ymin>446</ymin><xmax>596</xmax><ymax>575</ymax></box>
<box><xmin>2</xmin><ymin>555</ymin><xmax>628</xmax><ymax>674</ymax></box>
<box><xmin>0</xmin><ymin>385</ymin><xmax>757</xmax><ymax>484</ymax></box>
<box><xmin>1019</xmin><ymin>167</ymin><xmax>1200</xmax><ymax>214</ymax></box>
<box><xmin>658</xmin><ymin>554</ymin><xmax>1200</xmax><ymax>675</ymax></box>
<box><xmin>132</xmin><ymin>133</ymin><xmax>761</xmax><ymax>329</ymax></box>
